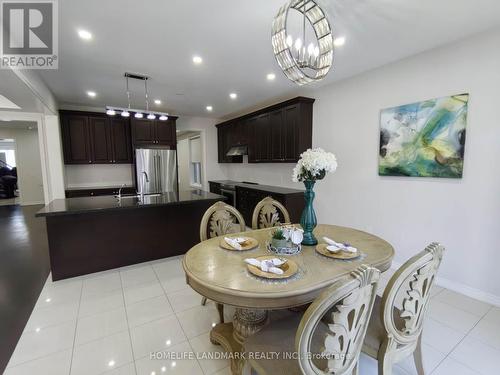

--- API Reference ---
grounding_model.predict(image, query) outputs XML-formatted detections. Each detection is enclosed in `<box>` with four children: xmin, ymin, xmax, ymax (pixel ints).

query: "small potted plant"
<box><xmin>271</xmin><ymin>228</ymin><xmax>288</xmax><ymax>249</ymax></box>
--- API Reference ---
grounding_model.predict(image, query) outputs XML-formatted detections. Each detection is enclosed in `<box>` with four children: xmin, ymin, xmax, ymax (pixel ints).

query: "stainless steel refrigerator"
<box><xmin>135</xmin><ymin>148</ymin><xmax>178</xmax><ymax>195</ymax></box>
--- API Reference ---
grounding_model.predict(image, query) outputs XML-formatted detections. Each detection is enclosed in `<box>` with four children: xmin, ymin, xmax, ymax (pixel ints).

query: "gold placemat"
<box><xmin>246</xmin><ymin>255</ymin><xmax>298</xmax><ymax>279</ymax></box>
<box><xmin>316</xmin><ymin>243</ymin><xmax>361</xmax><ymax>260</ymax></box>
<box><xmin>219</xmin><ymin>236</ymin><xmax>259</xmax><ymax>251</ymax></box>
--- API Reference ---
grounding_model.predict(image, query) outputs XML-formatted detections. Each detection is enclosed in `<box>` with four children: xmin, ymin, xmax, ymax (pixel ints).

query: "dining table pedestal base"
<box><xmin>210</xmin><ymin>308</ymin><xmax>269</xmax><ymax>375</ymax></box>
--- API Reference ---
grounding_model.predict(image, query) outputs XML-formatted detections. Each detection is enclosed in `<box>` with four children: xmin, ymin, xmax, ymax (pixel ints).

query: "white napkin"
<box><xmin>323</xmin><ymin>237</ymin><xmax>358</xmax><ymax>253</ymax></box>
<box><xmin>224</xmin><ymin>237</ymin><xmax>242</xmax><ymax>250</ymax></box>
<box><xmin>244</xmin><ymin>258</ymin><xmax>285</xmax><ymax>275</ymax></box>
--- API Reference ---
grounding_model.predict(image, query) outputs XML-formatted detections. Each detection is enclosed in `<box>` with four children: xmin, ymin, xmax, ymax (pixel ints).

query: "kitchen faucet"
<box><xmin>117</xmin><ymin>184</ymin><xmax>126</xmax><ymax>200</ymax></box>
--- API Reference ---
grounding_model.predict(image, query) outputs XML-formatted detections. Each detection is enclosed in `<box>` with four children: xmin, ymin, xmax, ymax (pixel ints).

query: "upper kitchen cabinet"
<box><xmin>215</xmin><ymin>97</ymin><xmax>314</xmax><ymax>164</ymax></box>
<box><xmin>156</xmin><ymin>119</ymin><xmax>176</xmax><ymax>145</ymax></box>
<box><xmin>131</xmin><ymin>117</ymin><xmax>178</xmax><ymax>147</ymax></box>
<box><xmin>109</xmin><ymin>117</ymin><xmax>132</xmax><ymax>163</ymax></box>
<box><xmin>217</xmin><ymin>121</ymin><xmax>243</xmax><ymax>163</ymax></box>
<box><xmin>61</xmin><ymin>113</ymin><xmax>92</xmax><ymax>164</ymax></box>
<box><xmin>88</xmin><ymin>116</ymin><xmax>112</xmax><ymax>163</ymax></box>
<box><xmin>60</xmin><ymin>111</ymin><xmax>132</xmax><ymax>164</ymax></box>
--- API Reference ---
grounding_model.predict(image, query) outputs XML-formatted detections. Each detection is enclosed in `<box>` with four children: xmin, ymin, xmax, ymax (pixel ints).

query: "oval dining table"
<box><xmin>182</xmin><ymin>224</ymin><xmax>395</xmax><ymax>375</ymax></box>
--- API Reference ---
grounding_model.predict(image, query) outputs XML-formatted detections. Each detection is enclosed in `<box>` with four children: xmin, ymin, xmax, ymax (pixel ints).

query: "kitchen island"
<box><xmin>37</xmin><ymin>190</ymin><xmax>225</xmax><ymax>280</ymax></box>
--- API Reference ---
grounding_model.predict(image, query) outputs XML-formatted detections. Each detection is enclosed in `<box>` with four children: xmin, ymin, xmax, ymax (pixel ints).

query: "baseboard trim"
<box><xmin>390</xmin><ymin>262</ymin><xmax>500</xmax><ymax>307</ymax></box>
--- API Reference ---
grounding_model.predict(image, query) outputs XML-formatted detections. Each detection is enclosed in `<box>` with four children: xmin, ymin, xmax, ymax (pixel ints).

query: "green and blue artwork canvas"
<box><xmin>379</xmin><ymin>93</ymin><xmax>469</xmax><ymax>178</ymax></box>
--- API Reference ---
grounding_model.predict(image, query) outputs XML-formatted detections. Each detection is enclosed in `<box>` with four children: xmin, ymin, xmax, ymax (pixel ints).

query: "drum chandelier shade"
<box><xmin>271</xmin><ymin>0</ymin><xmax>334</xmax><ymax>85</ymax></box>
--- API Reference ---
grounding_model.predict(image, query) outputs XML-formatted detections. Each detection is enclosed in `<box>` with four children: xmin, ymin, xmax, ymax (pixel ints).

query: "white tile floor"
<box><xmin>5</xmin><ymin>256</ymin><xmax>500</xmax><ymax>375</ymax></box>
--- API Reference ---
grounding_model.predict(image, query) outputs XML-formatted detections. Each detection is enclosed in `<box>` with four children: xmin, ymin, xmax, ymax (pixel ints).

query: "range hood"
<box><xmin>226</xmin><ymin>145</ymin><xmax>248</xmax><ymax>156</ymax></box>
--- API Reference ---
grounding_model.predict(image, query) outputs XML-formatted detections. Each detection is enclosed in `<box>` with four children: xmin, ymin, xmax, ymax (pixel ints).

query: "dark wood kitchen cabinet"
<box><xmin>60</xmin><ymin>111</ymin><xmax>132</xmax><ymax>164</ymax></box>
<box><xmin>88</xmin><ymin>116</ymin><xmax>112</xmax><ymax>163</ymax></box>
<box><xmin>236</xmin><ymin>185</ymin><xmax>304</xmax><ymax>225</ymax></box>
<box><xmin>217</xmin><ymin>121</ymin><xmax>243</xmax><ymax>163</ymax></box>
<box><xmin>110</xmin><ymin>117</ymin><xmax>133</xmax><ymax>163</ymax></box>
<box><xmin>249</xmin><ymin>113</ymin><xmax>271</xmax><ymax>163</ymax></box>
<box><xmin>216</xmin><ymin>96</ymin><xmax>314</xmax><ymax>164</ymax></box>
<box><xmin>131</xmin><ymin>117</ymin><xmax>177</xmax><ymax>147</ymax></box>
<box><xmin>209</xmin><ymin>180</ymin><xmax>305</xmax><ymax>226</ymax></box>
<box><xmin>61</xmin><ymin>113</ymin><xmax>92</xmax><ymax>164</ymax></box>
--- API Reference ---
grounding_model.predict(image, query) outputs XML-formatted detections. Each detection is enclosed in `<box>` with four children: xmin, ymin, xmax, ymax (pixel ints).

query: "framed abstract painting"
<box><xmin>379</xmin><ymin>93</ymin><xmax>469</xmax><ymax>178</ymax></box>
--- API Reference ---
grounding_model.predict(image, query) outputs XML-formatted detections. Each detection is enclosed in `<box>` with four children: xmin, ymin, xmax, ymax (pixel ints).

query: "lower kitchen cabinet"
<box><xmin>236</xmin><ymin>186</ymin><xmax>304</xmax><ymax>225</ymax></box>
<box><xmin>208</xmin><ymin>181</ymin><xmax>304</xmax><ymax>225</ymax></box>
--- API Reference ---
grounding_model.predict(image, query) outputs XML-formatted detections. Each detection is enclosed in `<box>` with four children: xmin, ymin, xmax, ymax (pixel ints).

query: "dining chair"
<box><xmin>244</xmin><ymin>265</ymin><xmax>380</xmax><ymax>375</ymax></box>
<box><xmin>199</xmin><ymin>201</ymin><xmax>246</xmax><ymax>323</ymax></box>
<box><xmin>251</xmin><ymin>196</ymin><xmax>291</xmax><ymax>229</ymax></box>
<box><xmin>362</xmin><ymin>242</ymin><xmax>445</xmax><ymax>375</ymax></box>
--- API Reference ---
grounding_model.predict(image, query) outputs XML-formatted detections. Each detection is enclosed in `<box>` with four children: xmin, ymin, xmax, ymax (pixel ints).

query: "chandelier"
<box><xmin>271</xmin><ymin>0</ymin><xmax>333</xmax><ymax>85</ymax></box>
<box><xmin>105</xmin><ymin>73</ymin><xmax>169</xmax><ymax>121</ymax></box>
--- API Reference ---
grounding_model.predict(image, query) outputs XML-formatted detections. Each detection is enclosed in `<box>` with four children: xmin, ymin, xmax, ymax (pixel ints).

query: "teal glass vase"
<box><xmin>300</xmin><ymin>180</ymin><xmax>318</xmax><ymax>245</ymax></box>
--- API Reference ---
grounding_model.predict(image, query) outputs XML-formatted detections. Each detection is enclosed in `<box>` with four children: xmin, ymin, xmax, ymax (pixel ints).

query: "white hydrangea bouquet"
<box><xmin>292</xmin><ymin>148</ymin><xmax>338</xmax><ymax>182</ymax></box>
<box><xmin>293</xmin><ymin>148</ymin><xmax>337</xmax><ymax>246</ymax></box>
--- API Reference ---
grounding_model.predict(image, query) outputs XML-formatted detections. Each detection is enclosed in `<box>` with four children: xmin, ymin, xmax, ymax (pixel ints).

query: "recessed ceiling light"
<box><xmin>154</xmin><ymin>99</ymin><xmax>161</xmax><ymax>105</ymax></box>
<box><xmin>229</xmin><ymin>93</ymin><xmax>237</xmax><ymax>100</ymax></box>
<box><xmin>192</xmin><ymin>56</ymin><xmax>203</xmax><ymax>64</ymax></box>
<box><xmin>108</xmin><ymin>360</ymin><xmax>115</xmax><ymax>367</ymax></box>
<box><xmin>206</xmin><ymin>105</ymin><xmax>213</xmax><ymax>112</ymax></box>
<box><xmin>87</xmin><ymin>91</ymin><xmax>96</xmax><ymax>98</ymax></box>
<box><xmin>266</xmin><ymin>73</ymin><xmax>276</xmax><ymax>81</ymax></box>
<box><xmin>333</xmin><ymin>36</ymin><xmax>346</xmax><ymax>47</ymax></box>
<box><xmin>78</xmin><ymin>29</ymin><xmax>92</xmax><ymax>40</ymax></box>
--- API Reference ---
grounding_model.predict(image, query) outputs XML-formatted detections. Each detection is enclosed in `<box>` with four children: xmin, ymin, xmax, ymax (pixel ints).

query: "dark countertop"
<box><xmin>36</xmin><ymin>190</ymin><xmax>225</xmax><ymax>217</ymax></box>
<box><xmin>209</xmin><ymin>180</ymin><xmax>304</xmax><ymax>195</ymax></box>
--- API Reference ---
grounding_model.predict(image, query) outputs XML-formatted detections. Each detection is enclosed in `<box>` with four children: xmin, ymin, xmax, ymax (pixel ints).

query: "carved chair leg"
<box><xmin>378</xmin><ymin>338</ymin><xmax>393</xmax><ymax>375</ymax></box>
<box><xmin>201</xmin><ymin>297</ymin><xmax>207</xmax><ymax>306</ymax></box>
<box><xmin>413</xmin><ymin>335</ymin><xmax>425</xmax><ymax>375</ymax></box>
<box><xmin>216</xmin><ymin>303</ymin><xmax>225</xmax><ymax>323</ymax></box>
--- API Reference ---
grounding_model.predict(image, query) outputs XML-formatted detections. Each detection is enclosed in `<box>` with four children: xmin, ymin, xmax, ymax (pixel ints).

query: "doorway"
<box><xmin>177</xmin><ymin>131</ymin><xmax>203</xmax><ymax>191</ymax></box>
<box><xmin>0</xmin><ymin>121</ymin><xmax>44</xmax><ymax>206</ymax></box>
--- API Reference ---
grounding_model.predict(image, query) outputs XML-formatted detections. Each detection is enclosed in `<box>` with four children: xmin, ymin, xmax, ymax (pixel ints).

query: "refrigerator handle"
<box><xmin>156</xmin><ymin>154</ymin><xmax>162</xmax><ymax>192</ymax></box>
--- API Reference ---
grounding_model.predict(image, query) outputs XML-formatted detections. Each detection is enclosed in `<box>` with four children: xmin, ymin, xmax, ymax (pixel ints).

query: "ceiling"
<box><xmin>38</xmin><ymin>0</ymin><xmax>500</xmax><ymax>119</ymax></box>
<box><xmin>0</xmin><ymin>70</ymin><xmax>47</xmax><ymax>114</ymax></box>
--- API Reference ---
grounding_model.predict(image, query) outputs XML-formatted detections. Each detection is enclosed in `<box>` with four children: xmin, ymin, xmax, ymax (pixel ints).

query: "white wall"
<box><xmin>0</xmin><ymin>126</ymin><xmax>45</xmax><ymax>205</ymax></box>
<box><xmin>64</xmin><ymin>164</ymin><xmax>134</xmax><ymax>188</ymax></box>
<box><xmin>223</xmin><ymin>29</ymin><xmax>500</xmax><ymax>304</ymax></box>
<box><xmin>177</xmin><ymin>138</ymin><xmax>191</xmax><ymax>190</ymax></box>
<box><xmin>39</xmin><ymin>114</ymin><xmax>66</xmax><ymax>201</ymax></box>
